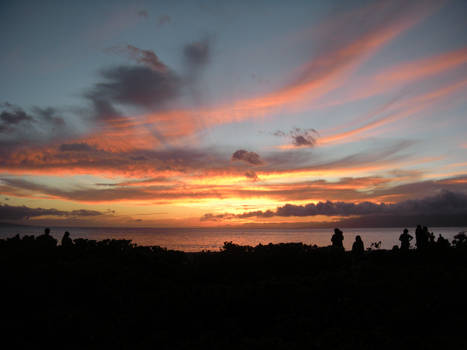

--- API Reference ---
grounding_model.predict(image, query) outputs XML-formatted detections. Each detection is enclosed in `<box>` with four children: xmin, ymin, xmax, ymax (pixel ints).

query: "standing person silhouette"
<box><xmin>61</xmin><ymin>231</ymin><xmax>73</xmax><ymax>248</ymax></box>
<box><xmin>399</xmin><ymin>228</ymin><xmax>413</xmax><ymax>251</ymax></box>
<box><xmin>352</xmin><ymin>235</ymin><xmax>364</xmax><ymax>255</ymax></box>
<box><xmin>415</xmin><ymin>225</ymin><xmax>429</xmax><ymax>250</ymax></box>
<box><xmin>331</xmin><ymin>228</ymin><xmax>344</xmax><ymax>249</ymax></box>
<box><xmin>37</xmin><ymin>227</ymin><xmax>57</xmax><ymax>248</ymax></box>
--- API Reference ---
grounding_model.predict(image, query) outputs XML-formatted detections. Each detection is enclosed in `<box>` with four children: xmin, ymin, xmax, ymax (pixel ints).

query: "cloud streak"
<box><xmin>106</xmin><ymin>45</ymin><xmax>168</xmax><ymax>72</ymax></box>
<box><xmin>0</xmin><ymin>204</ymin><xmax>103</xmax><ymax>221</ymax></box>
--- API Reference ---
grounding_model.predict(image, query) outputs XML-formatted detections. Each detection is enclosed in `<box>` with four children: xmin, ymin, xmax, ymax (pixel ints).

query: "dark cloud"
<box><xmin>0</xmin><ymin>103</ymin><xmax>73</xmax><ymax>155</ymax></box>
<box><xmin>86</xmin><ymin>65</ymin><xmax>180</xmax><ymax>113</ymax></box>
<box><xmin>184</xmin><ymin>38</ymin><xmax>210</xmax><ymax>68</ymax></box>
<box><xmin>0</xmin><ymin>204</ymin><xmax>103</xmax><ymax>221</ymax></box>
<box><xmin>0</xmin><ymin>103</ymin><xmax>33</xmax><ymax>132</ymax></box>
<box><xmin>157</xmin><ymin>15</ymin><xmax>171</xmax><ymax>27</ymax></box>
<box><xmin>33</xmin><ymin>107</ymin><xmax>65</xmax><ymax>127</ymax></box>
<box><xmin>106</xmin><ymin>45</ymin><xmax>168</xmax><ymax>72</ymax></box>
<box><xmin>137</xmin><ymin>10</ymin><xmax>148</xmax><ymax>18</ymax></box>
<box><xmin>274</xmin><ymin>128</ymin><xmax>319</xmax><ymax>147</ymax></box>
<box><xmin>202</xmin><ymin>190</ymin><xmax>467</xmax><ymax>227</ymax></box>
<box><xmin>59</xmin><ymin>143</ymin><xmax>96</xmax><ymax>152</ymax></box>
<box><xmin>244</xmin><ymin>170</ymin><xmax>259</xmax><ymax>181</ymax></box>
<box><xmin>232</xmin><ymin>150</ymin><xmax>263</xmax><ymax>165</ymax></box>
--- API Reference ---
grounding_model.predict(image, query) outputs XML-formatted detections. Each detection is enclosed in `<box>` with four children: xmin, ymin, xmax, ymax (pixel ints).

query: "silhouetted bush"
<box><xmin>452</xmin><ymin>232</ymin><xmax>467</xmax><ymax>248</ymax></box>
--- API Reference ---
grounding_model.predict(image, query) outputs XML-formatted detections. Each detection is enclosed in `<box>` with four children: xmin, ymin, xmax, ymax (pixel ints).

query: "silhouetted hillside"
<box><xmin>1</xmin><ymin>232</ymin><xmax>467</xmax><ymax>349</ymax></box>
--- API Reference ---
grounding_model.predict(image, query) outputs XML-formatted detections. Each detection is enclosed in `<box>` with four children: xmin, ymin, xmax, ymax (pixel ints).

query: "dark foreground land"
<box><xmin>2</xmin><ymin>234</ymin><xmax>467</xmax><ymax>349</ymax></box>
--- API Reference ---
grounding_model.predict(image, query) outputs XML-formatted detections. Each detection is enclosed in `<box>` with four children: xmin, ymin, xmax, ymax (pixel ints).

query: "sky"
<box><xmin>1</xmin><ymin>0</ymin><xmax>467</xmax><ymax>228</ymax></box>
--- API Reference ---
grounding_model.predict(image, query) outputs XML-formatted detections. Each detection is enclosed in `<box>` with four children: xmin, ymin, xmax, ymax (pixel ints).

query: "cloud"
<box><xmin>0</xmin><ymin>137</ymin><xmax>413</xmax><ymax>182</ymax></box>
<box><xmin>157</xmin><ymin>15</ymin><xmax>171</xmax><ymax>27</ymax></box>
<box><xmin>106</xmin><ymin>45</ymin><xmax>168</xmax><ymax>72</ymax></box>
<box><xmin>86</xmin><ymin>65</ymin><xmax>180</xmax><ymax>113</ymax></box>
<box><xmin>201</xmin><ymin>190</ymin><xmax>467</xmax><ymax>226</ymax></box>
<box><xmin>232</xmin><ymin>150</ymin><xmax>263</xmax><ymax>165</ymax></box>
<box><xmin>59</xmin><ymin>143</ymin><xmax>96</xmax><ymax>152</ymax></box>
<box><xmin>244</xmin><ymin>170</ymin><xmax>259</xmax><ymax>181</ymax></box>
<box><xmin>0</xmin><ymin>204</ymin><xmax>103</xmax><ymax>221</ymax></box>
<box><xmin>275</xmin><ymin>128</ymin><xmax>319</xmax><ymax>148</ymax></box>
<box><xmin>0</xmin><ymin>103</ymin><xmax>73</xmax><ymax>155</ymax></box>
<box><xmin>137</xmin><ymin>10</ymin><xmax>148</xmax><ymax>18</ymax></box>
<box><xmin>291</xmin><ymin>128</ymin><xmax>318</xmax><ymax>147</ymax></box>
<box><xmin>0</xmin><ymin>103</ymin><xmax>34</xmax><ymax>132</ymax></box>
<box><xmin>184</xmin><ymin>38</ymin><xmax>210</xmax><ymax>68</ymax></box>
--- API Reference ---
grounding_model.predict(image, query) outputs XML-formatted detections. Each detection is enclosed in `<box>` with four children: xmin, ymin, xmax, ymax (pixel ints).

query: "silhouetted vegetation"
<box><xmin>1</xmin><ymin>227</ymin><xmax>467</xmax><ymax>349</ymax></box>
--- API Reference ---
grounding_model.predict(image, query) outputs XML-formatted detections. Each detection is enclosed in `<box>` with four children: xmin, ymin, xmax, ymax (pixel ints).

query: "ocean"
<box><xmin>1</xmin><ymin>225</ymin><xmax>466</xmax><ymax>252</ymax></box>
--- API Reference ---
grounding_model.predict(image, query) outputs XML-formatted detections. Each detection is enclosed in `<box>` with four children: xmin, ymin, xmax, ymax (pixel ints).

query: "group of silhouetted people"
<box><xmin>331</xmin><ymin>227</ymin><xmax>365</xmax><ymax>255</ymax></box>
<box><xmin>331</xmin><ymin>225</ymin><xmax>451</xmax><ymax>253</ymax></box>
<box><xmin>398</xmin><ymin>225</ymin><xmax>450</xmax><ymax>251</ymax></box>
<box><xmin>32</xmin><ymin>228</ymin><xmax>74</xmax><ymax>248</ymax></box>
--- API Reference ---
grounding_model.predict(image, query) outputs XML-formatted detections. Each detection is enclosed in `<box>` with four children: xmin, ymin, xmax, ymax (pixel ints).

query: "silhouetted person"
<box><xmin>415</xmin><ymin>225</ymin><xmax>429</xmax><ymax>250</ymax></box>
<box><xmin>352</xmin><ymin>235</ymin><xmax>364</xmax><ymax>256</ymax></box>
<box><xmin>428</xmin><ymin>230</ymin><xmax>435</xmax><ymax>245</ymax></box>
<box><xmin>415</xmin><ymin>225</ymin><xmax>423</xmax><ymax>248</ymax></box>
<box><xmin>399</xmin><ymin>228</ymin><xmax>413</xmax><ymax>251</ymax></box>
<box><xmin>61</xmin><ymin>231</ymin><xmax>73</xmax><ymax>248</ymax></box>
<box><xmin>331</xmin><ymin>228</ymin><xmax>344</xmax><ymax>249</ymax></box>
<box><xmin>36</xmin><ymin>227</ymin><xmax>57</xmax><ymax>248</ymax></box>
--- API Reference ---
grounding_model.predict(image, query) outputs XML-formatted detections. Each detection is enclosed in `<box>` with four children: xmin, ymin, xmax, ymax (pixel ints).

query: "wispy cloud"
<box><xmin>106</xmin><ymin>45</ymin><xmax>168</xmax><ymax>72</ymax></box>
<box><xmin>0</xmin><ymin>204</ymin><xmax>103</xmax><ymax>221</ymax></box>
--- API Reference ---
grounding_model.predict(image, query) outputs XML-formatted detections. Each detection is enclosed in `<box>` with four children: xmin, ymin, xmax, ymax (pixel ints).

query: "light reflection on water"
<box><xmin>0</xmin><ymin>226</ymin><xmax>465</xmax><ymax>252</ymax></box>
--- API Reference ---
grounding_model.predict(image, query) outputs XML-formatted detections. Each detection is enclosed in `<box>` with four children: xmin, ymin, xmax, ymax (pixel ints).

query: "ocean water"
<box><xmin>1</xmin><ymin>225</ymin><xmax>466</xmax><ymax>252</ymax></box>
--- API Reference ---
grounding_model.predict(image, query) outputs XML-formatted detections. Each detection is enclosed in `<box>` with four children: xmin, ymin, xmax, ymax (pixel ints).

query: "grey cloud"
<box><xmin>232</xmin><ymin>149</ymin><xmax>263</xmax><ymax>165</ymax></box>
<box><xmin>202</xmin><ymin>190</ymin><xmax>467</xmax><ymax>222</ymax></box>
<box><xmin>244</xmin><ymin>170</ymin><xmax>259</xmax><ymax>181</ymax></box>
<box><xmin>157</xmin><ymin>15</ymin><xmax>171</xmax><ymax>26</ymax></box>
<box><xmin>86</xmin><ymin>65</ymin><xmax>180</xmax><ymax>114</ymax></box>
<box><xmin>0</xmin><ymin>104</ymin><xmax>33</xmax><ymax>132</ymax></box>
<box><xmin>59</xmin><ymin>143</ymin><xmax>96</xmax><ymax>152</ymax></box>
<box><xmin>184</xmin><ymin>38</ymin><xmax>210</xmax><ymax>68</ymax></box>
<box><xmin>33</xmin><ymin>107</ymin><xmax>65</xmax><ymax>127</ymax></box>
<box><xmin>274</xmin><ymin>128</ymin><xmax>319</xmax><ymax>147</ymax></box>
<box><xmin>0</xmin><ymin>204</ymin><xmax>103</xmax><ymax>221</ymax></box>
<box><xmin>0</xmin><ymin>103</ymin><xmax>73</xmax><ymax>154</ymax></box>
<box><xmin>137</xmin><ymin>10</ymin><xmax>148</xmax><ymax>18</ymax></box>
<box><xmin>106</xmin><ymin>45</ymin><xmax>168</xmax><ymax>72</ymax></box>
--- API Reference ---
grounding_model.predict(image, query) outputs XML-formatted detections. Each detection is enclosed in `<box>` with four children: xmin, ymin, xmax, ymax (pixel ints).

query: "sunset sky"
<box><xmin>1</xmin><ymin>0</ymin><xmax>467</xmax><ymax>228</ymax></box>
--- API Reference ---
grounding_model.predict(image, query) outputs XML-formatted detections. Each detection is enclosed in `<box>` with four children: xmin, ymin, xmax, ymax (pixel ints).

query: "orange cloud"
<box><xmin>73</xmin><ymin>0</ymin><xmax>434</xmax><ymax>153</ymax></box>
<box><xmin>317</xmin><ymin>78</ymin><xmax>467</xmax><ymax>146</ymax></box>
